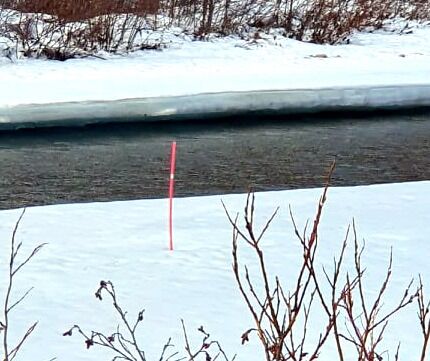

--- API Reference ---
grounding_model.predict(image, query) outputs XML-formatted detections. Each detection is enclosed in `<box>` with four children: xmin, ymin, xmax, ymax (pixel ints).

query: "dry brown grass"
<box><xmin>3</xmin><ymin>0</ymin><xmax>159</xmax><ymax>21</ymax></box>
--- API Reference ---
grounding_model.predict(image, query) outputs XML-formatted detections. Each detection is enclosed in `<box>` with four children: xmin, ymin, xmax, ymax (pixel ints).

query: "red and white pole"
<box><xmin>168</xmin><ymin>141</ymin><xmax>177</xmax><ymax>251</ymax></box>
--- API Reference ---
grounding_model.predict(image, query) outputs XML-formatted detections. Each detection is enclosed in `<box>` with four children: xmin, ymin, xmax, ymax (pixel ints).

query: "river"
<box><xmin>0</xmin><ymin>112</ymin><xmax>429</xmax><ymax>209</ymax></box>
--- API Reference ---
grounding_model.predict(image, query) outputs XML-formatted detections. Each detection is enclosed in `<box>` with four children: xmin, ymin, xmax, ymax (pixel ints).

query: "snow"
<box><xmin>1</xmin><ymin>20</ymin><xmax>430</xmax><ymax>128</ymax></box>
<box><xmin>1</xmin><ymin>84</ymin><xmax>429</xmax><ymax>130</ymax></box>
<box><xmin>0</xmin><ymin>181</ymin><xmax>429</xmax><ymax>361</ymax></box>
<box><xmin>1</xmin><ymin>13</ymin><xmax>429</xmax><ymax>359</ymax></box>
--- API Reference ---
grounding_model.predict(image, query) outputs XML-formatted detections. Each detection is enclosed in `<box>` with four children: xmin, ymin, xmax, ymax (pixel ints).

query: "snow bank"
<box><xmin>1</xmin><ymin>20</ymin><xmax>430</xmax><ymax>129</ymax></box>
<box><xmin>0</xmin><ymin>181</ymin><xmax>429</xmax><ymax>360</ymax></box>
<box><xmin>1</xmin><ymin>85</ymin><xmax>430</xmax><ymax>130</ymax></box>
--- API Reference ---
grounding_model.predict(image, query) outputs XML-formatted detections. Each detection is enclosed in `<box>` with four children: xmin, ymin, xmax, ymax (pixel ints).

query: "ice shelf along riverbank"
<box><xmin>0</xmin><ymin>85</ymin><xmax>430</xmax><ymax>130</ymax></box>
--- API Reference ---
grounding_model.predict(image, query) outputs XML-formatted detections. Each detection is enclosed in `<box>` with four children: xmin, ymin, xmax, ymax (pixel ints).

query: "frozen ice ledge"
<box><xmin>1</xmin><ymin>84</ymin><xmax>430</xmax><ymax>130</ymax></box>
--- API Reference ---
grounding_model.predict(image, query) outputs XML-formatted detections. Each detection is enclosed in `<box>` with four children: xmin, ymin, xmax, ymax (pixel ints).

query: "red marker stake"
<box><xmin>168</xmin><ymin>141</ymin><xmax>177</xmax><ymax>251</ymax></box>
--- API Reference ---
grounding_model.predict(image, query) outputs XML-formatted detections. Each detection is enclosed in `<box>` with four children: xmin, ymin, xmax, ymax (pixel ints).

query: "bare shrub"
<box><xmin>162</xmin><ymin>0</ymin><xmax>281</xmax><ymax>36</ymax></box>
<box><xmin>1</xmin><ymin>11</ymin><xmax>77</xmax><ymax>59</ymax></box>
<box><xmin>418</xmin><ymin>277</ymin><xmax>430</xmax><ymax>361</ymax></box>
<box><xmin>161</xmin><ymin>0</ymin><xmax>430</xmax><ymax>41</ymax></box>
<box><xmin>2</xmin><ymin>0</ymin><xmax>430</xmax><ymax>54</ymax></box>
<box><xmin>222</xmin><ymin>163</ymin><xmax>342</xmax><ymax>360</ymax></box>
<box><xmin>404</xmin><ymin>0</ymin><xmax>430</xmax><ymax>21</ymax></box>
<box><xmin>0</xmin><ymin>0</ymin><xmax>162</xmax><ymax>59</ymax></box>
<box><xmin>73</xmin><ymin>13</ymin><xmax>157</xmax><ymax>54</ymax></box>
<box><xmin>1</xmin><ymin>209</ymin><xmax>46</xmax><ymax>361</ymax></box>
<box><xmin>338</xmin><ymin>225</ymin><xmax>417</xmax><ymax>361</ymax></box>
<box><xmin>275</xmin><ymin>0</ymin><xmax>404</xmax><ymax>44</ymax></box>
<box><xmin>0</xmin><ymin>9</ymin><xmax>162</xmax><ymax>60</ymax></box>
<box><xmin>64</xmin><ymin>280</ymin><xmax>235</xmax><ymax>361</ymax></box>
<box><xmin>223</xmin><ymin>162</ymin><xmax>427</xmax><ymax>360</ymax></box>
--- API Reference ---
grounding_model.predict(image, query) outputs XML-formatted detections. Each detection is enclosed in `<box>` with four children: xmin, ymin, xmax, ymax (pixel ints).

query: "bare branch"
<box><xmin>7</xmin><ymin>287</ymin><xmax>34</xmax><ymax>313</ymax></box>
<box><xmin>2</xmin><ymin>209</ymin><xmax>44</xmax><ymax>361</ymax></box>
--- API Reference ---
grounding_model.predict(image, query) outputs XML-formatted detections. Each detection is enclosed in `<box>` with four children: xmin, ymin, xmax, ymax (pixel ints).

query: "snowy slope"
<box><xmin>0</xmin><ymin>181</ymin><xmax>429</xmax><ymax>361</ymax></box>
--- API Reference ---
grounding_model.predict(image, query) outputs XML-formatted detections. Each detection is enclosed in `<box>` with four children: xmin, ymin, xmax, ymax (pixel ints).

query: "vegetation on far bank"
<box><xmin>0</xmin><ymin>0</ymin><xmax>429</xmax><ymax>60</ymax></box>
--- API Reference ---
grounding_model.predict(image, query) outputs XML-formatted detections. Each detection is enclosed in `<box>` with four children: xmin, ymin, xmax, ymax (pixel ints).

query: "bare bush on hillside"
<box><xmin>1</xmin><ymin>209</ymin><xmax>46</xmax><ymax>361</ymax></box>
<box><xmin>401</xmin><ymin>0</ymin><xmax>430</xmax><ymax>21</ymax></box>
<box><xmin>0</xmin><ymin>9</ymin><xmax>162</xmax><ymax>59</ymax></box>
<box><xmin>1</xmin><ymin>0</ymin><xmax>430</xmax><ymax>57</ymax></box>
<box><xmin>283</xmin><ymin>0</ymin><xmax>401</xmax><ymax>43</ymax></box>
<box><xmin>0</xmin><ymin>0</ymin><xmax>163</xmax><ymax>59</ymax></box>
<box><xmin>161</xmin><ymin>0</ymin><xmax>430</xmax><ymax>41</ymax></box>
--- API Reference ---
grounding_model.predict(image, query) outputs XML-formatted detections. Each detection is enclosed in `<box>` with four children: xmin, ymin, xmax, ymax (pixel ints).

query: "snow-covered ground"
<box><xmin>0</xmin><ymin>181</ymin><xmax>429</xmax><ymax>361</ymax></box>
<box><xmin>1</xmin><ymin>19</ymin><xmax>430</xmax><ymax>128</ymax></box>
<box><xmin>1</xmin><ymin>12</ymin><xmax>429</xmax><ymax>360</ymax></box>
<box><xmin>1</xmin><ymin>20</ymin><xmax>430</xmax><ymax>105</ymax></box>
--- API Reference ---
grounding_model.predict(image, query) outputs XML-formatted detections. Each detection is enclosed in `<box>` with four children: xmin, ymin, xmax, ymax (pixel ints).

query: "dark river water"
<box><xmin>0</xmin><ymin>112</ymin><xmax>429</xmax><ymax>210</ymax></box>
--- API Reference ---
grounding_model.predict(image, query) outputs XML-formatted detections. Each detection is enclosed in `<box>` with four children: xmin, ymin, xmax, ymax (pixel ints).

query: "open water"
<box><xmin>0</xmin><ymin>112</ymin><xmax>429</xmax><ymax>209</ymax></box>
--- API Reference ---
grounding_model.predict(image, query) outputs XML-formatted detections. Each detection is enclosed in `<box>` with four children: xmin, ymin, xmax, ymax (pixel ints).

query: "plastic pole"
<box><xmin>169</xmin><ymin>141</ymin><xmax>177</xmax><ymax>251</ymax></box>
